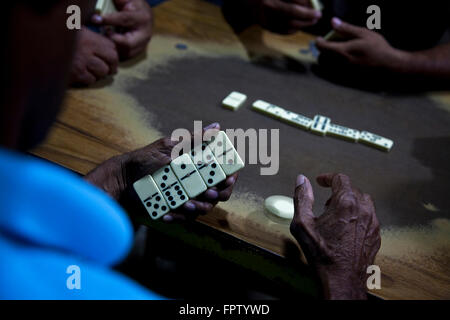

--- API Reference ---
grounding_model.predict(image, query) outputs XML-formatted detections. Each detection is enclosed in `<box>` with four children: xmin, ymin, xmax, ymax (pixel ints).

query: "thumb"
<box><xmin>332</xmin><ymin>17</ymin><xmax>365</xmax><ymax>38</ymax></box>
<box><xmin>293</xmin><ymin>174</ymin><xmax>315</xmax><ymax>226</ymax></box>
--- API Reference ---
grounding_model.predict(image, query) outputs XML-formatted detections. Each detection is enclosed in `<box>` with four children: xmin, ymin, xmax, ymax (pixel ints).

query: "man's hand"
<box><xmin>316</xmin><ymin>17</ymin><xmax>407</xmax><ymax>69</ymax></box>
<box><xmin>290</xmin><ymin>173</ymin><xmax>381</xmax><ymax>300</ymax></box>
<box><xmin>84</xmin><ymin>123</ymin><xmax>238</xmax><ymax>223</ymax></box>
<box><xmin>93</xmin><ymin>0</ymin><xmax>153</xmax><ymax>60</ymax></box>
<box><xmin>70</xmin><ymin>27</ymin><xmax>119</xmax><ymax>86</ymax></box>
<box><xmin>249</xmin><ymin>0</ymin><xmax>322</xmax><ymax>34</ymax></box>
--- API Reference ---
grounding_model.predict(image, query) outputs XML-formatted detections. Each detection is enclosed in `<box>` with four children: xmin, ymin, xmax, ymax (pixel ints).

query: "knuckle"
<box><xmin>335</xmin><ymin>173</ymin><xmax>349</xmax><ymax>183</ymax></box>
<box><xmin>337</xmin><ymin>192</ymin><xmax>356</xmax><ymax>210</ymax></box>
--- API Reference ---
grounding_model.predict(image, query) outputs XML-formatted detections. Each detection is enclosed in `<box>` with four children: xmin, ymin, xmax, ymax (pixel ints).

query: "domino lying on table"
<box><xmin>133</xmin><ymin>131</ymin><xmax>244</xmax><ymax>220</ymax></box>
<box><xmin>252</xmin><ymin>100</ymin><xmax>394</xmax><ymax>152</ymax></box>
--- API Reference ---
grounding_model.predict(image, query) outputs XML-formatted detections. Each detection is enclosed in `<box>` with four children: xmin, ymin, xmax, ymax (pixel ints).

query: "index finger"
<box><xmin>275</xmin><ymin>1</ymin><xmax>321</xmax><ymax>21</ymax></box>
<box><xmin>102</xmin><ymin>11</ymin><xmax>138</xmax><ymax>28</ymax></box>
<box><xmin>291</xmin><ymin>0</ymin><xmax>313</xmax><ymax>8</ymax></box>
<box><xmin>316</xmin><ymin>173</ymin><xmax>352</xmax><ymax>194</ymax></box>
<box><xmin>316</xmin><ymin>37</ymin><xmax>351</xmax><ymax>55</ymax></box>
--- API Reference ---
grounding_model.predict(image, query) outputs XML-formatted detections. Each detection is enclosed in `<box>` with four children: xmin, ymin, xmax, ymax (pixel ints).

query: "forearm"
<box><xmin>389</xmin><ymin>43</ymin><xmax>450</xmax><ymax>79</ymax></box>
<box><xmin>84</xmin><ymin>154</ymin><xmax>128</xmax><ymax>200</ymax></box>
<box><xmin>317</xmin><ymin>267</ymin><xmax>367</xmax><ymax>300</ymax></box>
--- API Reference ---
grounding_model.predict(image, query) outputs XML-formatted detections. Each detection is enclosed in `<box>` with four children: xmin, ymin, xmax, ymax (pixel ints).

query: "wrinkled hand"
<box><xmin>93</xmin><ymin>0</ymin><xmax>153</xmax><ymax>60</ymax></box>
<box><xmin>250</xmin><ymin>0</ymin><xmax>322</xmax><ymax>34</ymax></box>
<box><xmin>84</xmin><ymin>123</ymin><xmax>238</xmax><ymax>223</ymax></box>
<box><xmin>290</xmin><ymin>173</ymin><xmax>381</xmax><ymax>300</ymax></box>
<box><xmin>70</xmin><ymin>27</ymin><xmax>119</xmax><ymax>86</ymax></box>
<box><xmin>316</xmin><ymin>17</ymin><xmax>404</xmax><ymax>69</ymax></box>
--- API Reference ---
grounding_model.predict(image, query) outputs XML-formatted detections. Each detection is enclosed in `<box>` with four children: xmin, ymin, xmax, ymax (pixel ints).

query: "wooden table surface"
<box><xmin>32</xmin><ymin>0</ymin><xmax>450</xmax><ymax>299</ymax></box>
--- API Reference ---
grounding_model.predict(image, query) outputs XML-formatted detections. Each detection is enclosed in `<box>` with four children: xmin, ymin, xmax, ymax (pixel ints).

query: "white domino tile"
<box><xmin>95</xmin><ymin>0</ymin><xmax>117</xmax><ymax>15</ymax></box>
<box><xmin>310</xmin><ymin>0</ymin><xmax>323</xmax><ymax>11</ymax></box>
<box><xmin>170</xmin><ymin>154</ymin><xmax>207</xmax><ymax>198</ymax></box>
<box><xmin>208</xmin><ymin>131</ymin><xmax>245</xmax><ymax>176</ymax></box>
<box><xmin>359</xmin><ymin>131</ymin><xmax>394</xmax><ymax>152</ymax></box>
<box><xmin>327</xmin><ymin>123</ymin><xmax>360</xmax><ymax>142</ymax></box>
<box><xmin>152</xmin><ymin>165</ymin><xmax>189</xmax><ymax>210</ymax></box>
<box><xmin>310</xmin><ymin>115</ymin><xmax>331</xmax><ymax>136</ymax></box>
<box><xmin>252</xmin><ymin>100</ymin><xmax>271</xmax><ymax>112</ymax></box>
<box><xmin>190</xmin><ymin>143</ymin><xmax>227</xmax><ymax>187</ymax></box>
<box><xmin>281</xmin><ymin>111</ymin><xmax>313</xmax><ymax>130</ymax></box>
<box><xmin>133</xmin><ymin>175</ymin><xmax>170</xmax><ymax>220</ymax></box>
<box><xmin>222</xmin><ymin>91</ymin><xmax>247</xmax><ymax>111</ymax></box>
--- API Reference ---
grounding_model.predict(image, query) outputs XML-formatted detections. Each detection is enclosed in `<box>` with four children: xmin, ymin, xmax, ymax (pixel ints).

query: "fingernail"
<box><xmin>163</xmin><ymin>214</ymin><xmax>173</xmax><ymax>222</ymax></box>
<box><xmin>332</xmin><ymin>17</ymin><xmax>342</xmax><ymax>27</ymax></box>
<box><xmin>184</xmin><ymin>201</ymin><xmax>196</xmax><ymax>211</ymax></box>
<box><xmin>205</xmin><ymin>189</ymin><xmax>219</xmax><ymax>199</ymax></box>
<box><xmin>92</xmin><ymin>14</ymin><xmax>102</xmax><ymax>23</ymax></box>
<box><xmin>296</xmin><ymin>174</ymin><xmax>305</xmax><ymax>187</ymax></box>
<box><xmin>314</xmin><ymin>10</ymin><xmax>322</xmax><ymax>18</ymax></box>
<box><xmin>227</xmin><ymin>176</ymin><xmax>236</xmax><ymax>185</ymax></box>
<box><xmin>204</xmin><ymin>122</ymin><xmax>220</xmax><ymax>130</ymax></box>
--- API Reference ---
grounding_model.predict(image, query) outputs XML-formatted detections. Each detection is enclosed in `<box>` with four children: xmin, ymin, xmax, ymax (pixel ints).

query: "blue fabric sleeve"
<box><xmin>0</xmin><ymin>151</ymin><xmax>132</xmax><ymax>266</ymax></box>
<box><xmin>0</xmin><ymin>235</ymin><xmax>161</xmax><ymax>300</ymax></box>
<box><xmin>0</xmin><ymin>149</ymin><xmax>164</xmax><ymax>299</ymax></box>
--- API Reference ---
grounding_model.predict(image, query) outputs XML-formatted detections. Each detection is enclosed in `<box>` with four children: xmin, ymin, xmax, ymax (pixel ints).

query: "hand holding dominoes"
<box><xmin>92</xmin><ymin>0</ymin><xmax>153</xmax><ymax>60</ymax></box>
<box><xmin>245</xmin><ymin>0</ymin><xmax>322</xmax><ymax>35</ymax></box>
<box><xmin>132</xmin><ymin>124</ymin><xmax>243</xmax><ymax>221</ymax></box>
<box><xmin>85</xmin><ymin>123</ymin><xmax>240</xmax><ymax>222</ymax></box>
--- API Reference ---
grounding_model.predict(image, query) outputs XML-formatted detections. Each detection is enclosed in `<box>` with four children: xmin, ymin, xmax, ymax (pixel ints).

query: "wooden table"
<box><xmin>32</xmin><ymin>0</ymin><xmax>450</xmax><ymax>299</ymax></box>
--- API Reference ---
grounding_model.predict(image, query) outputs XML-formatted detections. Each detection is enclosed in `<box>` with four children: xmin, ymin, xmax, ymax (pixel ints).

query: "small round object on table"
<box><xmin>264</xmin><ymin>195</ymin><xmax>294</xmax><ymax>220</ymax></box>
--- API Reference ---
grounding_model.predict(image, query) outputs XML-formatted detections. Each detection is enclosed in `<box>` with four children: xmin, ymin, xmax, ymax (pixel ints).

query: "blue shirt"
<box><xmin>0</xmin><ymin>148</ymin><xmax>162</xmax><ymax>299</ymax></box>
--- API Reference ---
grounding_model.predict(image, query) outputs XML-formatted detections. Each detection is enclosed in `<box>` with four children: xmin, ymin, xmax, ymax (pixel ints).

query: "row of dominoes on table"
<box><xmin>133</xmin><ymin>131</ymin><xmax>244</xmax><ymax>220</ymax></box>
<box><xmin>222</xmin><ymin>92</ymin><xmax>394</xmax><ymax>152</ymax></box>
